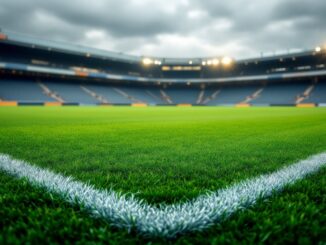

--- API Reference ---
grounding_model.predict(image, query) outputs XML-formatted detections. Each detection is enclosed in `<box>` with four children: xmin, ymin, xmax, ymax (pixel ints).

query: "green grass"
<box><xmin>0</xmin><ymin>106</ymin><xmax>326</xmax><ymax>244</ymax></box>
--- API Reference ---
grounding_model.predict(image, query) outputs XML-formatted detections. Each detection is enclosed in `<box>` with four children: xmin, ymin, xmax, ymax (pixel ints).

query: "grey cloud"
<box><xmin>44</xmin><ymin>1</ymin><xmax>185</xmax><ymax>37</ymax></box>
<box><xmin>0</xmin><ymin>0</ymin><xmax>324</xmax><ymax>58</ymax></box>
<box><xmin>273</xmin><ymin>0</ymin><xmax>326</xmax><ymax>20</ymax></box>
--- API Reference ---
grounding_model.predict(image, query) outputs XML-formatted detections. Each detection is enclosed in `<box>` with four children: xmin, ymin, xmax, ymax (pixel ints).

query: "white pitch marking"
<box><xmin>0</xmin><ymin>153</ymin><xmax>325</xmax><ymax>238</ymax></box>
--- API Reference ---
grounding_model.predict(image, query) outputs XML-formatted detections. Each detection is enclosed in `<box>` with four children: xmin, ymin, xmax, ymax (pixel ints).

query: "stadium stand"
<box><xmin>38</xmin><ymin>82</ymin><xmax>64</xmax><ymax>102</ymax></box>
<box><xmin>305</xmin><ymin>80</ymin><xmax>326</xmax><ymax>104</ymax></box>
<box><xmin>252</xmin><ymin>82</ymin><xmax>309</xmax><ymax>105</ymax></box>
<box><xmin>86</xmin><ymin>84</ymin><xmax>133</xmax><ymax>104</ymax></box>
<box><xmin>145</xmin><ymin>89</ymin><xmax>168</xmax><ymax>104</ymax></box>
<box><xmin>80</xmin><ymin>85</ymin><xmax>108</xmax><ymax>104</ymax></box>
<box><xmin>0</xmin><ymin>30</ymin><xmax>325</xmax><ymax>106</ymax></box>
<box><xmin>0</xmin><ymin>80</ymin><xmax>54</xmax><ymax>102</ymax></box>
<box><xmin>165</xmin><ymin>88</ymin><xmax>200</xmax><ymax>104</ymax></box>
<box><xmin>44</xmin><ymin>81</ymin><xmax>98</xmax><ymax>104</ymax></box>
<box><xmin>116</xmin><ymin>87</ymin><xmax>161</xmax><ymax>105</ymax></box>
<box><xmin>113</xmin><ymin>87</ymin><xmax>145</xmax><ymax>104</ymax></box>
<box><xmin>205</xmin><ymin>85</ymin><xmax>260</xmax><ymax>105</ymax></box>
<box><xmin>1</xmin><ymin>79</ymin><xmax>325</xmax><ymax>105</ymax></box>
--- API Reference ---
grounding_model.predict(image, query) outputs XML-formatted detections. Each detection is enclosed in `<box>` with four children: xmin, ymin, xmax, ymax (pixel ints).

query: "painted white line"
<box><xmin>0</xmin><ymin>153</ymin><xmax>325</xmax><ymax>238</ymax></box>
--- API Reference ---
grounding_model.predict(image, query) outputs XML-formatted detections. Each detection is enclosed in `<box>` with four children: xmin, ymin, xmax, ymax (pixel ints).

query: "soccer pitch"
<box><xmin>0</xmin><ymin>107</ymin><xmax>325</xmax><ymax>244</ymax></box>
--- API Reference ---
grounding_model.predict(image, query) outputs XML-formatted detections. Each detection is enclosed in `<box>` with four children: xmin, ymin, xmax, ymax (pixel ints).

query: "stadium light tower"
<box><xmin>315</xmin><ymin>46</ymin><xmax>321</xmax><ymax>52</ymax></box>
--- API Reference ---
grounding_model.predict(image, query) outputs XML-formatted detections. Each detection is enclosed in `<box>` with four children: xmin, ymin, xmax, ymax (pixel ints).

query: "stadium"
<box><xmin>0</xmin><ymin>1</ymin><xmax>326</xmax><ymax>244</ymax></box>
<box><xmin>0</xmin><ymin>30</ymin><xmax>326</xmax><ymax>106</ymax></box>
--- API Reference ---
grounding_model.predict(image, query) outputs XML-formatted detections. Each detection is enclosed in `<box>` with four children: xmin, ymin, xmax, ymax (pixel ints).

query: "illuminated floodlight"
<box><xmin>142</xmin><ymin>58</ymin><xmax>153</xmax><ymax>65</ymax></box>
<box><xmin>222</xmin><ymin>56</ymin><xmax>232</xmax><ymax>65</ymax></box>
<box><xmin>154</xmin><ymin>60</ymin><xmax>162</xmax><ymax>65</ymax></box>
<box><xmin>189</xmin><ymin>60</ymin><xmax>193</xmax><ymax>65</ymax></box>
<box><xmin>212</xmin><ymin>59</ymin><xmax>219</xmax><ymax>66</ymax></box>
<box><xmin>202</xmin><ymin>61</ymin><xmax>207</xmax><ymax>66</ymax></box>
<box><xmin>315</xmin><ymin>46</ymin><xmax>321</xmax><ymax>52</ymax></box>
<box><xmin>207</xmin><ymin>60</ymin><xmax>212</xmax><ymax>65</ymax></box>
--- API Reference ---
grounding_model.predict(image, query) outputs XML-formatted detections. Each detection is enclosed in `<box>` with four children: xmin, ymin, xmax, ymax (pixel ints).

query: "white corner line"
<box><xmin>0</xmin><ymin>152</ymin><xmax>325</xmax><ymax>238</ymax></box>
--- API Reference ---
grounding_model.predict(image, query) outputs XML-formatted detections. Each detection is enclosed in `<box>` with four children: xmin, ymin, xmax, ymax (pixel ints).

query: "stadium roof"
<box><xmin>0</xmin><ymin>29</ymin><xmax>319</xmax><ymax>66</ymax></box>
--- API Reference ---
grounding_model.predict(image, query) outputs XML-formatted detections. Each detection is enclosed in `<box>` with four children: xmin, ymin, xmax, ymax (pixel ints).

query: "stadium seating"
<box><xmin>145</xmin><ymin>88</ymin><xmax>168</xmax><ymax>104</ymax></box>
<box><xmin>116</xmin><ymin>87</ymin><xmax>163</xmax><ymax>104</ymax></box>
<box><xmin>44</xmin><ymin>82</ymin><xmax>99</xmax><ymax>104</ymax></box>
<box><xmin>252</xmin><ymin>82</ymin><xmax>309</xmax><ymax>105</ymax></box>
<box><xmin>305</xmin><ymin>81</ymin><xmax>326</xmax><ymax>103</ymax></box>
<box><xmin>205</xmin><ymin>85</ymin><xmax>260</xmax><ymax>105</ymax></box>
<box><xmin>86</xmin><ymin>84</ymin><xmax>134</xmax><ymax>104</ymax></box>
<box><xmin>165</xmin><ymin>88</ymin><xmax>200</xmax><ymax>104</ymax></box>
<box><xmin>0</xmin><ymin>80</ymin><xmax>55</xmax><ymax>102</ymax></box>
<box><xmin>1</xmin><ymin>79</ymin><xmax>325</xmax><ymax>105</ymax></box>
<box><xmin>1</xmin><ymin>30</ymin><xmax>326</xmax><ymax>103</ymax></box>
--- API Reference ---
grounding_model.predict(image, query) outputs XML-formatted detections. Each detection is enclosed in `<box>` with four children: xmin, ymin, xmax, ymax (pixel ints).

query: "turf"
<box><xmin>0</xmin><ymin>106</ymin><xmax>326</xmax><ymax>243</ymax></box>
<box><xmin>0</xmin><ymin>161</ymin><xmax>325</xmax><ymax>244</ymax></box>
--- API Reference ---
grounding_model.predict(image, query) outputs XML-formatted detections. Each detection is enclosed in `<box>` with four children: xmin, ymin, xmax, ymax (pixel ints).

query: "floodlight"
<box><xmin>142</xmin><ymin>58</ymin><xmax>153</xmax><ymax>65</ymax></box>
<box><xmin>222</xmin><ymin>56</ymin><xmax>232</xmax><ymax>65</ymax></box>
<box><xmin>315</xmin><ymin>46</ymin><xmax>321</xmax><ymax>52</ymax></box>
<box><xmin>212</xmin><ymin>59</ymin><xmax>219</xmax><ymax>66</ymax></box>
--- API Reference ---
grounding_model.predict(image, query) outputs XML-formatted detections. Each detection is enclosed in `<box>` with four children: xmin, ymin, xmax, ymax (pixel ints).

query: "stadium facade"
<box><xmin>0</xmin><ymin>30</ymin><xmax>325</xmax><ymax>107</ymax></box>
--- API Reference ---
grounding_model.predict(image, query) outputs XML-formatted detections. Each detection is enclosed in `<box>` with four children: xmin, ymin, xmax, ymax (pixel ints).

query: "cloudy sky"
<box><xmin>0</xmin><ymin>0</ymin><xmax>325</xmax><ymax>59</ymax></box>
